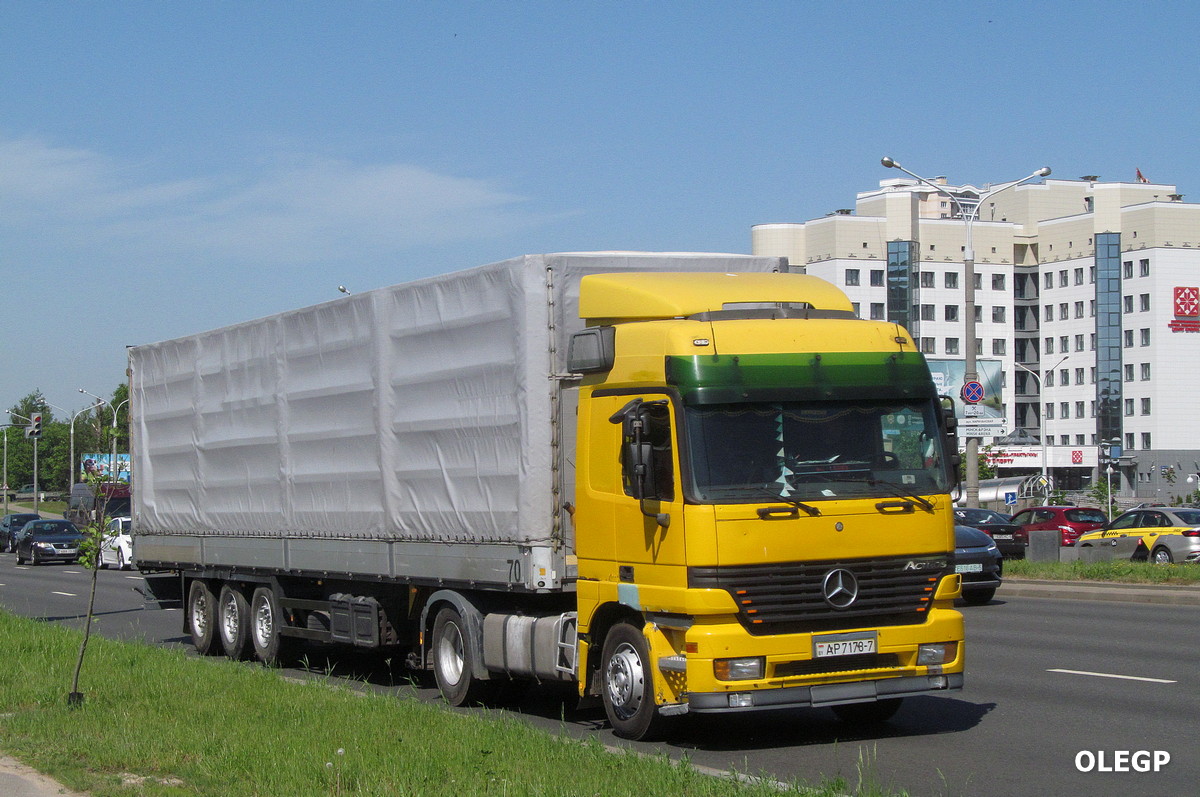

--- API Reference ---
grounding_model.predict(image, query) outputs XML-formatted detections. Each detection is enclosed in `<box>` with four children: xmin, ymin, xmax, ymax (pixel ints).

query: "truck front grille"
<box><xmin>688</xmin><ymin>555</ymin><xmax>947</xmax><ymax>635</ymax></box>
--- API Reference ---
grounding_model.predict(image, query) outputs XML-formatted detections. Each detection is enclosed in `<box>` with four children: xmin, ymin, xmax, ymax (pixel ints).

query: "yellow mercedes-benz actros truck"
<box><xmin>132</xmin><ymin>252</ymin><xmax>963</xmax><ymax>741</ymax></box>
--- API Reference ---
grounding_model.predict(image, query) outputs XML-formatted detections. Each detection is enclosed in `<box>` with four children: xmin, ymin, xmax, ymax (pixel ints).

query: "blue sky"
<box><xmin>2</xmin><ymin>1</ymin><xmax>1196</xmax><ymax>416</ymax></box>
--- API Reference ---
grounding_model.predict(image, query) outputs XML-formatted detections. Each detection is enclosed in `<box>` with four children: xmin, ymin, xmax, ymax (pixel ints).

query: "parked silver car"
<box><xmin>1076</xmin><ymin>507</ymin><xmax>1200</xmax><ymax>564</ymax></box>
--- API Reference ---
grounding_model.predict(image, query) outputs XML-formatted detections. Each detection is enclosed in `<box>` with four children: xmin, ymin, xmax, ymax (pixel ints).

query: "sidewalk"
<box><xmin>1000</xmin><ymin>576</ymin><xmax>1200</xmax><ymax>605</ymax></box>
<box><xmin>0</xmin><ymin>756</ymin><xmax>86</xmax><ymax>797</ymax></box>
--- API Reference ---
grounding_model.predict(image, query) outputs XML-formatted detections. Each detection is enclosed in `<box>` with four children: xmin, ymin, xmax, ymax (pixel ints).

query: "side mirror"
<box><xmin>611</xmin><ymin>399</ymin><xmax>671</xmax><ymax>528</ymax></box>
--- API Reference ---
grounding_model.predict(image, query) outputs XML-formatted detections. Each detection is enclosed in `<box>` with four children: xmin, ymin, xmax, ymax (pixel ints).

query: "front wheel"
<box><xmin>1151</xmin><ymin>546</ymin><xmax>1174</xmax><ymax>565</ymax></box>
<box><xmin>832</xmin><ymin>698</ymin><xmax>903</xmax><ymax>725</ymax></box>
<box><xmin>600</xmin><ymin>623</ymin><xmax>671</xmax><ymax>741</ymax></box>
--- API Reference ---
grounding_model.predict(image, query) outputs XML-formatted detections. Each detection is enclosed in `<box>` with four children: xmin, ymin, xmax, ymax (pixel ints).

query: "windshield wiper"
<box><xmin>867</xmin><ymin>479</ymin><xmax>934</xmax><ymax>513</ymax></box>
<box><xmin>758</xmin><ymin>489</ymin><xmax>821</xmax><ymax>517</ymax></box>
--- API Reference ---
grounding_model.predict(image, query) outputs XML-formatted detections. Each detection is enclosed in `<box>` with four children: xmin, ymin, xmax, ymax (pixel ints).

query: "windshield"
<box><xmin>683</xmin><ymin>398</ymin><xmax>950</xmax><ymax>503</ymax></box>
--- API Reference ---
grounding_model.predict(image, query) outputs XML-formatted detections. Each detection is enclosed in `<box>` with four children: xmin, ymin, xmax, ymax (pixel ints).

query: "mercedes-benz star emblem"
<box><xmin>822</xmin><ymin>568</ymin><xmax>859</xmax><ymax>609</ymax></box>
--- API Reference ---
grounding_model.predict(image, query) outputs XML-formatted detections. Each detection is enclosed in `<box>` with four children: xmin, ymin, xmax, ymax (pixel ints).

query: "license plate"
<box><xmin>991</xmin><ymin>534</ymin><xmax>1013</xmax><ymax>540</ymax></box>
<box><xmin>955</xmin><ymin>563</ymin><xmax>983</xmax><ymax>573</ymax></box>
<box><xmin>814</xmin><ymin>633</ymin><xmax>877</xmax><ymax>658</ymax></box>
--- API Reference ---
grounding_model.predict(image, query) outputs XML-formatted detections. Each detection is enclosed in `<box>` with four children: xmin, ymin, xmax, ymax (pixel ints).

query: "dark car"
<box><xmin>14</xmin><ymin>519</ymin><xmax>84</xmax><ymax>566</ymax></box>
<box><xmin>1</xmin><ymin>513</ymin><xmax>42</xmax><ymax>553</ymax></box>
<box><xmin>953</xmin><ymin>507</ymin><xmax>1027</xmax><ymax>558</ymax></box>
<box><xmin>954</xmin><ymin>524</ymin><xmax>1003</xmax><ymax>605</ymax></box>
<box><xmin>1009</xmin><ymin>505</ymin><xmax>1108</xmax><ymax>547</ymax></box>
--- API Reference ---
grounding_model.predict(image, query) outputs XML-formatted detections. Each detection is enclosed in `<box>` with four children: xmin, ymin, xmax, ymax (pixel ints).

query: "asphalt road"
<box><xmin>2</xmin><ymin>559</ymin><xmax>1197</xmax><ymax>797</ymax></box>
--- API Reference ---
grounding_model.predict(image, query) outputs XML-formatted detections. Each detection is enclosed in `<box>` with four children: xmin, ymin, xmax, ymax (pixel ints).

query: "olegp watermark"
<box><xmin>1075</xmin><ymin>750</ymin><xmax>1171</xmax><ymax>773</ymax></box>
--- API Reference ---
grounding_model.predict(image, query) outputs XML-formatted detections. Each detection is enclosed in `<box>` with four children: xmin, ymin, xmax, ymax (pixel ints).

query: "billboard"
<box><xmin>80</xmin><ymin>453</ymin><xmax>132</xmax><ymax>483</ymax></box>
<box><xmin>926</xmin><ymin>358</ymin><xmax>1009</xmax><ymax>439</ymax></box>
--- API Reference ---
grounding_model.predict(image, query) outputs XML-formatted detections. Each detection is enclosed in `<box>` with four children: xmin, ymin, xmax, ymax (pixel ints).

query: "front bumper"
<box><xmin>688</xmin><ymin>671</ymin><xmax>963</xmax><ymax>713</ymax></box>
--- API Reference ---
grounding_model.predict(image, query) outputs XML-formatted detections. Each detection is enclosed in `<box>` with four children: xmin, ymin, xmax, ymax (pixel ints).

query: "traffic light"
<box><xmin>26</xmin><ymin>413</ymin><xmax>42</xmax><ymax>438</ymax></box>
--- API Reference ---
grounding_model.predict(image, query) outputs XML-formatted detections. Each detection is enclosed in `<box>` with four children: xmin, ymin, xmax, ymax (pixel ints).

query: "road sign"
<box><xmin>961</xmin><ymin>381</ymin><xmax>985</xmax><ymax>404</ymax></box>
<box><xmin>1005</xmin><ymin>492</ymin><xmax>1017</xmax><ymax>506</ymax></box>
<box><xmin>959</xmin><ymin>417</ymin><xmax>1009</xmax><ymax>438</ymax></box>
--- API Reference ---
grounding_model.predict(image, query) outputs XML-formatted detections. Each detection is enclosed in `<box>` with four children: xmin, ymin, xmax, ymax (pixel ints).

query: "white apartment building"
<box><xmin>753</xmin><ymin>175</ymin><xmax>1200</xmax><ymax>506</ymax></box>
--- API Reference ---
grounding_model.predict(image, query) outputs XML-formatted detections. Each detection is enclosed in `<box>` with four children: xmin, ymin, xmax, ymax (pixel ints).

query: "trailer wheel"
<box><xmin>600</xmin><ymin>623</ymin><xmax>670</xmax><ymax>741</ymax></box>
<box><xmin>187</xmin><ymin>580</ymin><xmax>221</xmax><ymax>656</ymax></box>
<box><xmin>249</xmin><ymin>586</ymin><xmax>298</xmax><ymax>666</ymax></box>
<box><xmin>218</xmin><ymin>584</ymin><xmax>252</xmax><ymax>660</ymax></box>
<box><xmin>832</xmin><ymin>698</ymin><xmax>903</xmax><ymax>725</ymax></box>
<box><xmin>431</xmin><ymin>606</ymin><xmax>492</xmax><ymax>706</ymax></box>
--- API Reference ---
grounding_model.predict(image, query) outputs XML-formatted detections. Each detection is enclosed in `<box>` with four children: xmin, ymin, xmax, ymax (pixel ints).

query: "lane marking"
<box><xmin>1048</xmin><ymin>668</ymin><xmax>1176</xmax><ymax>684</ymax></box>
<box><xmin>51</xmin><ymin>591</ymin><xmax>77</xmax><ymax>597</ymax></box>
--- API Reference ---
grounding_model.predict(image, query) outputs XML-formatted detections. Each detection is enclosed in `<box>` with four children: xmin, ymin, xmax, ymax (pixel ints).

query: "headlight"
<box><xmin>714</xmin><ymin>657</ymin><xmax>765</xmax><ymax>681</ymax></box>
<box><xmin>35</xmin><ymin>542</ymin><xmax>55</xmax><ymax>550</ymax></box>
<box><xmin>918</xmin><ymin>643</ymin><xmax>958</xmax><ymax>666</ymax></box>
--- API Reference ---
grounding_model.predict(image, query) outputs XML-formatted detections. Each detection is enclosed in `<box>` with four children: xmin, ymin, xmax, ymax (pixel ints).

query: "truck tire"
<box><xmin>187</xmin><ymin>580</ymin><xmax>221</xmax><ymax>656</ymax></box>
<box><xmin>431</xmin><ymin>606</ymin><xmax>493</xmax><ymax>706</ymax></box>
<box><xmin>600</xmin><ymin>622</ymin><xmax>671</xmax><ymax>741</ymax></box>
<box><xmin>218</xmin><ymin>584</ymin><xmax>252</xmax><ymax>660</ymax></box>
<box><xmin>832</xmin><ymin>698</ymin><xmax>902</xmax><ymax>725</ymax></box>
<box><xmin>249</xmin><ymin>586</ymin><xmax>299</xmax><ymax>666</ymax></box>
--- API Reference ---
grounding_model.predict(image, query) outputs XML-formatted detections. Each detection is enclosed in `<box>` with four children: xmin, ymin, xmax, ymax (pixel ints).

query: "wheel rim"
<box><xmin>221</xmin><ymin>593</ymin><xmax>240</xmax><ymax>642</ymax></box>
<box><xmin>1153</xmin><ymin>549</ymin><xmax>1171</xmax><ymax>565</ymax></box>
<box><xmin>254</xmin><ymin>597</ymin><xmax>274</xmax><ymax>649</ymax></box>
<box><xmin>435</xmin><ymin>620</ymin><xmax>466</xmax><ymax>685</ymax></box>
<box><xmin>605</xmin><ymin>642</ymin><xmax>645</xmax><ymax>720</ymax></box>
<box><xmin>191</xmin><ymin>592</ymin><xmax>209</xmax><ymax>638</ymax></box>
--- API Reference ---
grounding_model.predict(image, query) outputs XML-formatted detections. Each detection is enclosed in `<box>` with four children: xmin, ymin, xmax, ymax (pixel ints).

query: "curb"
<box><xmin>999</xmin><ymin>578</ymin><xmax>1200</xmax><ymax>606</ymax></box>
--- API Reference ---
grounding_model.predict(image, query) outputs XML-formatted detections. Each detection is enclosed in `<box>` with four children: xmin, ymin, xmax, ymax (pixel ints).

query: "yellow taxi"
<box><xmin>1075</xmin><ymin>506</ymin><xmax>1200</xmax><ymax>564</ymax></box>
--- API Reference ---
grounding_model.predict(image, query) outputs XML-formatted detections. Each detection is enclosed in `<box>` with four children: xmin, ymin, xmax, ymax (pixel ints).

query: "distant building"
<box><xmin>753</xmin><ymin>174</ymin><xmax>1200</xmax><ymax>506</ymax></box>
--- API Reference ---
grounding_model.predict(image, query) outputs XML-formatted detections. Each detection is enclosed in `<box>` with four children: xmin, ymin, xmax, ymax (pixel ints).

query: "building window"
<box><xmin>920</xmin><ymin>271</ymin><xmax>935</xmax><ymax>288</ymax></box>
<box><xmin>974</xmin><ymin>338</ymin><xmax>982</xmax><ymax>356</ymax></box>
<box><xmin>1125</xmin><ymin>433</ymin><xmax>1135</xmax><ymax>451</ymax></box>
<box><xmin>1044</xmin><ymin>305</ymin><xmax>1054</xmax><ymax>322</ymax></box>
<box><xmin>1089</xmin><ymin>299</ymin><xmax>1096</xmax><ymax>317</ymax></box>
<box><xmin>1142</xmin><ymin>432</ymin><xmax>1152</xmax><ymax>449</ymax></box>
<box><xmin>1140</xmin><ymin>328</ymin><xmax>1151</xmax><ymax>346</ymax></box>
<box><xmin>1123</xmin><ymin>295</ymin><xmax>1133</xmax><ymax>313</ymax></box>
<box><xmin>1045</xmin><ymin>337</ymin><xmax>1054</xmax><ymax>354</ymax></box>
<box><xmin>945</xmin><ymin>338</ymin><xmax>960</xmax><ymax>355</ymax></box>
<box><xmin>1124</xmin><ymin>399</ymin><xmax>1134</xmax><ymax>416</ymax></box>
<box><xmin>992</xmin><ymin>274</ymin><xmax>1006</xmax><ymax>291</ymax></box>
<box><xmin>1044</xmin><ymin>273</ymin><xmax>1054</xmax><ymax>290</ymax></box>
<box><xmin>1074</xmin><ymin>301</ymin><xmax>1084</xmax><ymax>318</ymax></box>
<box><xmin>1089</xmin><ymin>333</ymin><xmax>1096</xmax><ymax>350</ymax></box>
<box><xmin>1124</xmin><ymin>364</ymin><xmax>1134</xmax><ymax>382</ymax></box>
<box><xmin>1076</xmin><ymin>435</ymin><xmax>1086</xmax><ymax>445</ymax></box>
<box><xmin>1141</xmin><ymin>362</ymin><xmax>1151</xmax><ymax>380</ymax></box>
<box><xmin>1075</xmin><ymin>367</ymin><xmax>1085</xmax><ymax>384</ymax></box>
<box><xmin>1123</xmin><ymin>261</ymin><xmax>1134</xmax><ymax>279</ymax></box>
<box><xmin>1076</xmin><ymin>401</ymin><xmax>1085</xmax><ymax>418</ymax></box>
<box><xmin>921</xmin><ymin>304</ymin><xmax>936</xmax><ymax>321</ymax></box>
<box><xmin>1045</xmin><ymin>403</ymin><xmax>1054</xmax><ymax>420</ymax></box>
<box><xmin>870</xmin><ymin>269</ymin><xmax>884</xmax><ymax>286</ymax></box>
<box><xmin>1074</xmin><ymin>334</ymin><xmax>1084</xmax><ymax>351</ymax></box>
<box><xmin>1059</xmin><ymin>303</ymin><xmax>1069</xmax><ymax>320</ymax></box>
<box><xmin>945</xmin><ymin>305</ymin><xmax>959</xmax><ymax>322</ymax></box>
<box><xmin>1089</xmin><ymin>265</ymin><xmax>1096</xmax><ymax>283</ymax></box>
<box><xmin>992</xmin><ymin>339</ymin><xmax>1006</xmax><ymax>356</ymax></box>
<box><xmin>870</xmin><ymin>302</ymin><xmax>885</xmax><ymax>320</ymax></box>
<box><xmin>1141</xmin><ymin>398</ymin><xmax>1151</xmax><ymax>415</ymax></box>
<box><xmin>1140</xmin><ymin>259</ymin><xmax>1150</xmax><ymax>277</ymax></box>
<box><xmin>920</xmin><ymin>337</ymin><xmax>935</xmax><ymax>353</ymax></box>
<box><xmin>1060</xmin><ymin>336</ymin><xmax>1069</xmax><ymax>353</ymax></box>
<box><xmin>945</xmin><ymin>272</ymin><xmax>958</xmax><ymax>289</ymax></box>
<box><xmin>1059</xmin><ymin>367</ymin><xmax>1069</xmax><ymax>384</ymax></box>
<box><xmin>1074</xmin><ymin>268</ymin><xmax>1084</xmax><ymax>285</ymax></box>
<box><xmin>851</xmin><ymin>302</ymin><xmax>861</xmax><ymax>316</ymax></box>
<box><xmin>1140</xmin><ymin>294</ymin><xmax>1150</xmax><ymax>312</ymax></box>
<box><xmin>1060</xmin><ymin>401</ymin><xmax>1070</xmax><ymax>419</ymax></box>
<box><xmin>845</xmin><ymin>269</ymin><xmax>860</xmax><ymax>286</ymax></box>
<box><xmin>1124</xmin><ymin>330</ymin><xmax>1134</xmax><ymax>347</ymax></box>
<box><xmin>993</xmin><ymin>306</ymin><xmax>1006</xmax><ymax>323</ymax></box>
<box><xmin>1059</xmin><ymin>270</ymin><xmax>1069</xmax><ymax>287</ymax></box>
<box><xmin>974</xmin><ymin>305</ymin><xmax>982</xmax><ymax>323</ymax></box>
<box><xmin>1090</xmin><ymin>367</ymin><xmax>1096</xmax><ymax>383</ymax></box>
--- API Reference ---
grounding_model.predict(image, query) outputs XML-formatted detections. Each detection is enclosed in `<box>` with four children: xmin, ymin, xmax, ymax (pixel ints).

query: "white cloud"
<box><xmin>0</xmin><ymin>137</ymin><xmax>551</xmax><ymax>269</ymax></box>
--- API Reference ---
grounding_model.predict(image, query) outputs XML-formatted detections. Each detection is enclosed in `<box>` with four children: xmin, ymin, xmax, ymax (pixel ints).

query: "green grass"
<box><xmin>1006</xmin><ymin>558</ymin><xmax>1200</xmax><ymax>585</ymax></box>
<box><xmin>0</xmin><ymin>611</ymin><xmax>883</xmax><ymax>797</ymax></box>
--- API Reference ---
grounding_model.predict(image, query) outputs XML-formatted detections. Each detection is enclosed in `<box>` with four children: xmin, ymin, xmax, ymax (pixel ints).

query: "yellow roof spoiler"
<box><xmin>579</xmin><ymin>272</ymin><xmax>853</xmax><ymax>321</ymax></box>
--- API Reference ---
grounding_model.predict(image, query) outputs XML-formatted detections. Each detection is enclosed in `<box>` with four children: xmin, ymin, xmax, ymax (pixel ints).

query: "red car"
<box><xmin>1009</xmin><ymin>506</ymin><xmax>1108</xmax><ymax>546</ymax></box>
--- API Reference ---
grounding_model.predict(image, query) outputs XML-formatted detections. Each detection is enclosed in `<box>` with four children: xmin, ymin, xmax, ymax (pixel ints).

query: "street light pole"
<box><xmin>6</xmin><ymin>411</ymin><xmax>36</xmax><ymax>513</ymax></box>
<box><xmin>881</xmin><ymin>158</ymin><xmax>1051</xmax><ymax>508</ymax></box>
<box><xmin>1015</xmin><ymin>355</ymin><xmax>1068</xmax><ymax>504</ymax></box>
